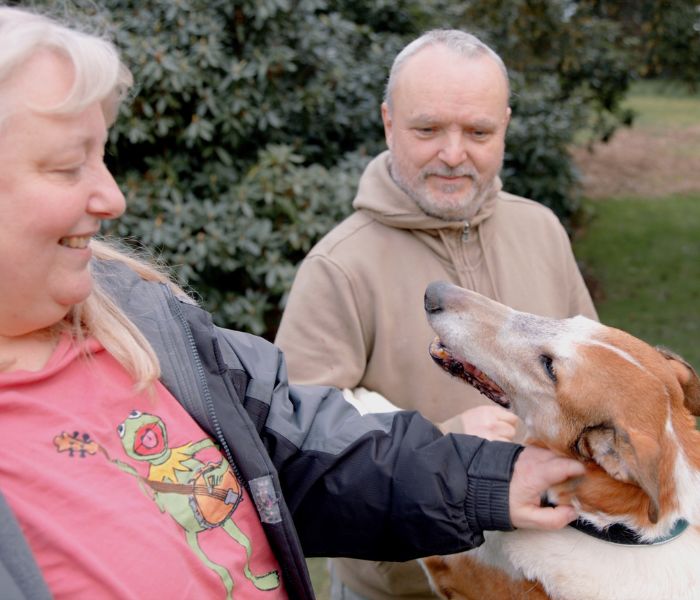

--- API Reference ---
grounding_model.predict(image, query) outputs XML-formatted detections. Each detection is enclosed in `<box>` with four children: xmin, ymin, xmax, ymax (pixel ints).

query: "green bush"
<box><xmin>21</xmin><ymin>0</ymin><xmax>640</xmax><ymax>338</ymax></box>
<box><xmin>575</xmin><ymin>0</ymin><xmax>700</xmax><ymax>88</ymax></box>
<box><xmin>436</xmin><ymin>0</ymin><xmax>635</xmax><ymax>221</ymax></box>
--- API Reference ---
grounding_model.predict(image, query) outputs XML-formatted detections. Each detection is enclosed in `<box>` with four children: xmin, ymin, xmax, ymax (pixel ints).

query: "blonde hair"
<box><xmin>67</xmin><ymin>241</ymin><xmax>193</xmax><ymax>390</ymax></box>
<box><xmin>1</xmin><ymin>8</ymin><xmax>180</xmax><ymax>388</ymax></box>
<box><xmin>0</xmin><ymin>6</ymin><xmax>132</xmax><ymax>127</ymax></box>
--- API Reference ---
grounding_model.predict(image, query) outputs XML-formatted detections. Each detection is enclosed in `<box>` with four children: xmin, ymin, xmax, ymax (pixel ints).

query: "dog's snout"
<box><xmin>424</xmin><ymin>281</ymin><xmax>452</xmax><ymax>314</ymax></box>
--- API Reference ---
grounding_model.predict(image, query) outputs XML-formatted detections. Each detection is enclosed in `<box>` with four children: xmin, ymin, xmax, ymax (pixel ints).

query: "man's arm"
<box><xmin>276</xmin><ymin>255</ymin><xmax>368</xmax><ymax>387</ymax></box>
<box><xmin>552</xmin><ymin>217</ymin><xmax>598</xmax><ymax>321</ymax></box>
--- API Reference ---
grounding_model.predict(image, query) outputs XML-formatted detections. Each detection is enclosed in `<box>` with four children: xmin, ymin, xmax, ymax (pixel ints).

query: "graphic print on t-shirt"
<box><xmin>54</xmin><ymin>410</ymin><xmax>280</xmax><ymax>599</ymax></box>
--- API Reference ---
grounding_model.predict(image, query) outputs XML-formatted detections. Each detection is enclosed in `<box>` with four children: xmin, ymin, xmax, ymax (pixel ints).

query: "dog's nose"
<box><xmin>424</xmin><ymin>281</ymin><xmax>451</xmax><ymax>314</ymax></box>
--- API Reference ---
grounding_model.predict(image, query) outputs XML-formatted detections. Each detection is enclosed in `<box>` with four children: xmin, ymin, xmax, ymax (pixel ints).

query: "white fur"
<box><xmin>584</xmin><ymin>339</ymin><xmax>645</xmax><ymax>370</ymax></box>
<box><xmin>468</xmin><ymin>527</ymin><xmax>700</xmax><ymax>600</ymax></box>
<box><xmin>670</xmin><ymin>425</ymin><xmax>700</xmax><ymax>526</ymax></box>
<box><xmin>425</xmin><ymin>285</ymin><xmax>700</xmax><ymax>599</ymax></box>
<box><xmin>342</xmin><ymin>387</ymin><xmax>399</xmax><ymax>415</ymax></box>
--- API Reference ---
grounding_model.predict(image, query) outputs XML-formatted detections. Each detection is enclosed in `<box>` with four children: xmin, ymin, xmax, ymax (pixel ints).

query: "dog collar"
<box><xmin>570</xmin><ymin>518</ymin><xmax>689</xmax><ymax>546</ymax></box>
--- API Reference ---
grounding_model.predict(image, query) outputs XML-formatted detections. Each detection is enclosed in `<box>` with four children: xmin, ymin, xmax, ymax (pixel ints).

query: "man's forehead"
<box><xmin>400</xmin><ymin>45</ymin><xmax>503</xmax><ymax>80</ymax></box>
<box><xmin>393</xmin><ymin>47</ymin><xmax>508</xmax><ymax>107</ymax></box>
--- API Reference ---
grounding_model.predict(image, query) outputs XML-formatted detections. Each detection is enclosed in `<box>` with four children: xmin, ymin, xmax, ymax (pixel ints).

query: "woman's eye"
<box><xmin>52</xmin><ymin>166</ymin><xmax>82</xmax><ymax>178</ymax></box>
<box><xmin>540</xmin><ymin>354</ymin><xmax>557</xmax><ymax>382</ymax></box>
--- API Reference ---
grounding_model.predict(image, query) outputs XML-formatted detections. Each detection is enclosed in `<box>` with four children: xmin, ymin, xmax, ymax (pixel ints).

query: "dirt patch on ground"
<box><xmin>571</xmin><ymin>125</ymin><xmax>700</xmax><ymax>199</ymax></box>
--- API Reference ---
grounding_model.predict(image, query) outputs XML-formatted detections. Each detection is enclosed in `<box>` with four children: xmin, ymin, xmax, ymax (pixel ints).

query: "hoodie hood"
<box><xmin>352</xmin><ymin>150</ymin><xmax>501</xmax><ymax>233</ymax></box>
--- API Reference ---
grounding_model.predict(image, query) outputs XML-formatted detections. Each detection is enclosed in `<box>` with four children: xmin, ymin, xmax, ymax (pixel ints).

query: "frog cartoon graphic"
<box><xmin>113</xmin><ymin>410</ymin><xmax>279</xmax><ymax>598</ymax></box>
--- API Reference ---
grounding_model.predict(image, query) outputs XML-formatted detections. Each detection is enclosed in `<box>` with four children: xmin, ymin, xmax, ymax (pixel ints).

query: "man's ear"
<box><xmin>381</xmin><ymin>102</ymin><xmax>393</xmax><ymax>149</ymax></box>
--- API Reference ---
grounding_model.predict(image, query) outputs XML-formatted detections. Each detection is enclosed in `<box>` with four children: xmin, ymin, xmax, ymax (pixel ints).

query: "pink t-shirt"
<box><xmin>0</xmin><ymin>335</ymin><xmax>287</xmax><ymax>599</ymax></box>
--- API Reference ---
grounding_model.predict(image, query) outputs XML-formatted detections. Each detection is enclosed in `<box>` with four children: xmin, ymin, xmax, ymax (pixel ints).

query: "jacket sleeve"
<box><xmin>225</xmin><ymin>329</ymin><xmax>522</xmax><ymax>560</ymax></box>
<box><xmin>284</xmin><ymin>398</ymin><xmax>523</xmax><ymax>560</ymax></box>
<box><xmin>274</xmin><ymin>254</ymin><xmax>369</xmax><ymax>389</ymax></box>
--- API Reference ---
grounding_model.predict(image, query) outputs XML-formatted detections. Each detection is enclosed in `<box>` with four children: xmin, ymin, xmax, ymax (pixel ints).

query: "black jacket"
<box><xmin>0</xmin><ymin>259</ymin><xmax>522</xmax><ymax>599</ymax></box>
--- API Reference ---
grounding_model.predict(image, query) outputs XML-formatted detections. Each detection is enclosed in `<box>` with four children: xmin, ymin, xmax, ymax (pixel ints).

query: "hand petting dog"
<box><xmin>509</xmin><ymin>446</ymin><xmax>584</xmax><ymax>530</ymax></box>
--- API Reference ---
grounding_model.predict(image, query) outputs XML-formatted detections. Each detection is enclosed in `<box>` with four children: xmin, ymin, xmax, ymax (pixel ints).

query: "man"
<box><xmin>275</xmin><ymin>29</ymin><xmax>597</xmax><ymax>600</ymax></box>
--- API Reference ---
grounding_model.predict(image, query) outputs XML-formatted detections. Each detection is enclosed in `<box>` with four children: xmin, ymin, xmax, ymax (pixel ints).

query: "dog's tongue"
<box><xmin>429</xmin><ymin>338</ymin><xmax>508</xmax><ymax>407</ymax></box>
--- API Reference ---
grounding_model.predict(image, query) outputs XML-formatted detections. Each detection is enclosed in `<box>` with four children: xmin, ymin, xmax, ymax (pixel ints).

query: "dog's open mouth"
<box><xmin>429</xmin><ymin>338</ymin><xmax>509</xmax><ymax>408</ymax></box>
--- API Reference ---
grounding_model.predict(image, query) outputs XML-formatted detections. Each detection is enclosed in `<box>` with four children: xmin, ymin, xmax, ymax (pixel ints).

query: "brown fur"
<box><xmin>423</xmin><ymin>554</ymin><xmax>548</xmax><ymax>600</ymax></box>
<box><xmin>422</xmin><ymin>282</ymin><xmax>700</xmax><ymax>600</ymax></box>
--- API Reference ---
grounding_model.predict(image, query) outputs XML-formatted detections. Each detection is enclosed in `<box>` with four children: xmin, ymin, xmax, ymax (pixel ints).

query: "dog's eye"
<box><xmin>540</xmin><ymin>355</ymin><xmax>557</xmax><ymax>382</ymax></box>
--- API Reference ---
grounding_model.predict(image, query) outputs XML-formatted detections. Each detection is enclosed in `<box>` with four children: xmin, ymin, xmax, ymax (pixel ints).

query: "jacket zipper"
<box><xmin>165</xmin><ymin>290</ymin><xmax>315</xmax><ymax>599</ymax></box>
<box><xmin>462</xmin><ymin>221</ymin><xmax>470</xmax><ymax>242</ymax></box>
<box><xmin>166</xmin><ymin>292</ymin><xmax>240</xmax><ymax>478</ymax></box>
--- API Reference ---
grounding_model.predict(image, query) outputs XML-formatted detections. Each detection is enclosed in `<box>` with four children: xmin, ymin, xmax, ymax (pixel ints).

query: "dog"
<box><xmin>420</xmin><ymin>280</ymin><xmax>700</xmax><ymax>600</ymax></box>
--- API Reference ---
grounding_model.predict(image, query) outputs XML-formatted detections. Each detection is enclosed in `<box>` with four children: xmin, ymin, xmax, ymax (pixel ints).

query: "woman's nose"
<box><xmin>88</xmin><ymin>163</ymin><xmax>126</xmax><ymax>219</ymax></box>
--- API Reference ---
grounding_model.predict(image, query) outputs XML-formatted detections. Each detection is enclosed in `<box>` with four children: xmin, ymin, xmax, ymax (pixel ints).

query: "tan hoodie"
<box><xmin>275</xmin><ymin>150</ymin><xmax>597</xmax><ymax>599</ymax></box>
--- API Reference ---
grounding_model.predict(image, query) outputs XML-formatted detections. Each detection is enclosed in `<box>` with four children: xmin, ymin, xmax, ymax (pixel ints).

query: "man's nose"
<box><xmin>438</xmin><ymin>131</ymin><xmax>467</xmax><ymax>167</ymax></box>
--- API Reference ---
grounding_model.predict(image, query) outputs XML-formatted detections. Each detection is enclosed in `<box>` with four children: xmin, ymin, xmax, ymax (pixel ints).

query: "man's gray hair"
<box><xmin>384</xmin><ymin>29</ymin><xmax>509</xmax><ymax>111</ymax></box>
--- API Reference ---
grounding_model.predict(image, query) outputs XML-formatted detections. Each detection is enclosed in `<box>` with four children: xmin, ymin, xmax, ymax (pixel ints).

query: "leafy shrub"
<box><xmin>21</xmin><ymin>0</ymin><xmax>641</xmax><ymax>337</ymax></box>
<box><xmin>574</xmin><ymin>0</ymin><xmax>700</xmax><ymax>88</ymax></box>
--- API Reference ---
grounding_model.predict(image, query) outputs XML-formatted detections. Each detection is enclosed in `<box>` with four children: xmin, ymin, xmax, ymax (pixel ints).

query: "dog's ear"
<box><xmin>656</xmin><ymin>347</ymin><xmax>700</xmax><ymax>416</ymax></box>
<box><xmin>576</xmin><ymin>425</ymin><xmax>661</xmax><ymax>523</ymax></box>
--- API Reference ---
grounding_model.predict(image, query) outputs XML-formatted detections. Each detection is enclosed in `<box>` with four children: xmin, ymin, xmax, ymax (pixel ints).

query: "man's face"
<box><xmin>382</xmin><ymin>45</ymin><xmax>511</xmax><ymax>221</ymax></box>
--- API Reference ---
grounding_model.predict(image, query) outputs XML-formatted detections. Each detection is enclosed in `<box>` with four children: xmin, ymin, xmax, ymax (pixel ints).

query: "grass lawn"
<box><xmin>574</xmin><ymin>79</ymin><xmax>700</xmax><ymax>367</ymax></box>
<box><xmin>623</xmin><ymin>80</ymin><xmax>700</xmax><ymax>130</ymax></box>
<box><xmin>307</xmin><ymin>558</ymin><xmax>330</xmax><ymax>599</ymax></box>
<box><xmin>574</xmin><ymin>194</ymin><xmax>700</xmax><ymax>368</ymax></box>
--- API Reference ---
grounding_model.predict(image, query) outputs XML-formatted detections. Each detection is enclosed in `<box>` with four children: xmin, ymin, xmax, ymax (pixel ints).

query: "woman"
<box><xmin>0</xmin><ymin>7</ymin><xmax>582</xmax><ymax>599</ymax></box>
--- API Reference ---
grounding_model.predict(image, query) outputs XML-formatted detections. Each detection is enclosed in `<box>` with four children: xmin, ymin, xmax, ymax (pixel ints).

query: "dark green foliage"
<box><xmin>575</xmin><ymin>0</ymin><xmax>700</xmax><ymax>88</ymax></box>
<box><xmin>427</xmin><ymin>0</ymin><xmax>635</xmax><ymax>219</ymax></box>
<box><xmin>18</xmin><ymin>0</ymin><xmax>687</xmax><ymax>338</ymax></box>
<box><xmin>32</xmin><ymin>0</ymin><xmax>390</xmax><ymax>336</ymax></box>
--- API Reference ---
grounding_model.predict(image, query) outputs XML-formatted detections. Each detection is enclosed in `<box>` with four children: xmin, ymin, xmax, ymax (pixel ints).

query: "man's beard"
<box><xmin>390</xmin><ymin>160</ymin><xmax>498</xmax><ymax>222</ymax></box>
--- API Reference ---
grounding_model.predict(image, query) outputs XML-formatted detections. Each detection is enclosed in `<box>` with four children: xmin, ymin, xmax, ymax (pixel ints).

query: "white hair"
<box><xmin>0</xmin><ymin>8</ymin><xmax>172</xmax><ymax>389</ymax></box>
<box><xmin>384</xmin><ymin>29</ymin><xmax>510</xmax><ymax>111</ymax></box>
<box><xmin>0</xmin><ymin>6</ymin><xmax>132</xmax><ymax>127</ymax></box>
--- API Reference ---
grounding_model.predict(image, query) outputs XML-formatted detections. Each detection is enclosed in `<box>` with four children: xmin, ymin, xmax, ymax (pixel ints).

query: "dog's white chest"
<box><xmin>472</xmin><ymin>527</ymin><xmax>700</xmax><ymax>600</ymax></box>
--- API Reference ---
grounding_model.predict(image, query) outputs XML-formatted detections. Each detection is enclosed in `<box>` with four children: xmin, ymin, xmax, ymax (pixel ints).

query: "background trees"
<box><xmin>20</xmin><ymin>0</ymin><xmax>700</xmax><ymax>338</ymax></box>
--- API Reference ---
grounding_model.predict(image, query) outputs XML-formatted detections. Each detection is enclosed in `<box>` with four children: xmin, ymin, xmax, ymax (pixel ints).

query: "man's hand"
<box><xmin>439</xmin><ymin>405</ymin><xmax>520</xmax><ymax>442</ymax></box>
<box><xmin>509</xmin><ymin>446</ymin><xmax>585</xmax><ymax>530</ymax></box>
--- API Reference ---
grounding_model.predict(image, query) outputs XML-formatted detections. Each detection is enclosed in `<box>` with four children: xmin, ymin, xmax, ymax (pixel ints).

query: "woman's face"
<box><xmin>0</xmin><ymin>51</ymin><xmax>125</xmax><ymax>337</ymax></box>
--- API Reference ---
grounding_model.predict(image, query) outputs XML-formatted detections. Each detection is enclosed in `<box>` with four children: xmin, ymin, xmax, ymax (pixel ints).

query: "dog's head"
<box><xmin>425</xmin><ymin>281</ymin><xmax>700</xmax><ymax>531</ymax></box>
